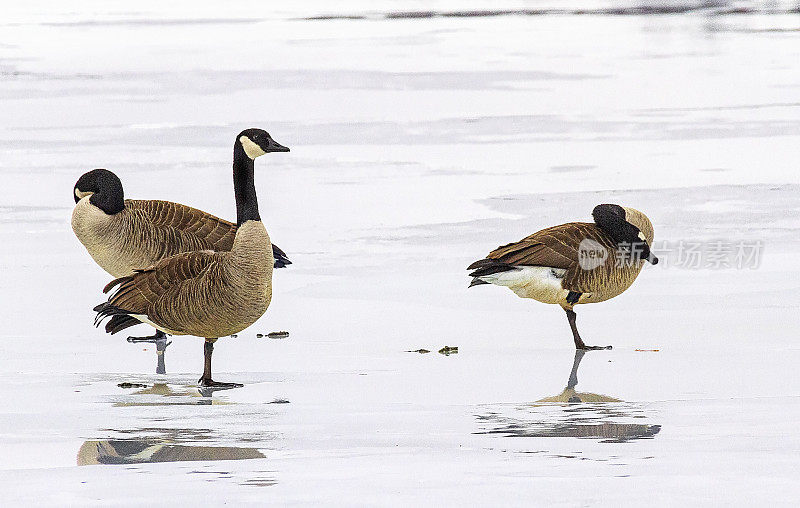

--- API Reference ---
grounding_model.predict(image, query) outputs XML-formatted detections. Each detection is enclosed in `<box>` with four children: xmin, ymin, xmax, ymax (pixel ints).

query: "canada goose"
<box><xmin>468</xmin><ymin>204</ymin><xmax>658</xmax><ymax>350</ymax></box>
<box><xmin>94</xmin><ymin>128</ymin><xmax>289</xmax><ymax>388</ymax></box>
<box><xmin>72</xmin><ymin>164</ymin><xmax>291</xmax><ymax>345</ymax></box>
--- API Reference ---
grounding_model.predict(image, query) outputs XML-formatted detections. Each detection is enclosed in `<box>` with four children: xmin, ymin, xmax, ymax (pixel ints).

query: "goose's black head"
<box><xmin>236</xmin><ymin>128</ymin><xmax>290</xmax><ymax>160</ymax></box>
<box><xmin>592</xmin><ymin>204</ymin><xmax>658</xmax><ymax>264</ymax></box>
<box><xmin>73</xmin><ymin>169</ymin><xmax>125</xmax><ymax>215</ymax></box>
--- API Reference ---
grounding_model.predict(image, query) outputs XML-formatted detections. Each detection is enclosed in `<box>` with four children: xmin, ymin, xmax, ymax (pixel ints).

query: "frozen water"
<box><xmin>1</xmin><ymin>1</ymin><xmax>799</xmax><ymax>505</ymax></box>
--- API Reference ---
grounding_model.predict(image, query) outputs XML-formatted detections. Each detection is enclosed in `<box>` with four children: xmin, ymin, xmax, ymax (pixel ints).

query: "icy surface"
<box><xmin>1</xmin><ymin>1</ymin><xmax>800</xmax><ymax>506</ymax></box>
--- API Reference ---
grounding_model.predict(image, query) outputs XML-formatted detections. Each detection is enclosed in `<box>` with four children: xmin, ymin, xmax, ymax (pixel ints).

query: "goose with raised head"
<box><xmin>468</xmin><ymin>204</ymin><xmax>658</xmax><ymax>350</ymax></box>
<box><xmin>94</xmin><ymin>128</ymin><xmax>289</xmax><ymax>388</ymax></box>
<box><xmin>73</xmin><ymin>164</ymin><xmax>291</xmax><ymax>346</ymax></box>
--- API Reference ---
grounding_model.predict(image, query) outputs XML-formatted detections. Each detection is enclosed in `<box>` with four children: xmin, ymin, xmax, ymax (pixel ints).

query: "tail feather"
<box><xmin>469</xmin><ymin>278</ymin><xmax>490</xmax><ymax>288</ymax></box>
<box><xmin>467</xmin><ymin>258</ymin><xmax>517</xmax><ymax>278</ymax></box>
<box><xmin>93</xmin><ymin>302</ymin><xmax>135</xmax><ymax>328</ymax></box>
<box><xmin>105</xmin><ymin>314</ymin><xmax>142</xmax><ymax>335</ymax></box>
<box><xmin>272</xmin><ymin>243</ymin><xmax>292</xmax><ymax>269</ymax></box>
<box><xmin>467</xmin><ymin>258</ymin><xmax>495</xmax><ymax>271</ymax></box>
<box><xmin>96</xmin><ymin>272</ymin><xmax>149</xmax><ymax>334</ymax></box>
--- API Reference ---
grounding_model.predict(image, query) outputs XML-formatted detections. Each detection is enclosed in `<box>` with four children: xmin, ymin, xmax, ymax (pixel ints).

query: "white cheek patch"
<box><xmin>638</xmin><ymin>231</ymin><xmax>646</xmax><ymax>241</ymax></box>
<box><xmin>239</xmin><ymin>136</ymin><xmax>266</xmax><ymax>159</ymax></box>
<box><xmin>75</xmin><ymin>189</ymin><xmax>94</xmax><ymax>200</ymax></box>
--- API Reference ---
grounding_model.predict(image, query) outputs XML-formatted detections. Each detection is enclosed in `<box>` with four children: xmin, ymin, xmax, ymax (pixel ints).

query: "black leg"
<box><xmin>564</xmin><ymin>308</ymin><xmax>612</xmax><ymax>351</ymax></box>
<box><xmin>197</xmin><ymin>338</ymin><xmax>243</xmax><ymax>389</ymax></box>
<box><xmin>127</xmin><ymin>330</ymin><xmax>169</xmax><ymax>344</ymax></box>
<box><xmin>155</xmin><ymin>337</ymin><xmax>170</xmax><ymax>375</ymax></box>
<box><xmin>566</xmin><ymin>349</ymin><xmax>586</xmax><ymax>389</ymax></box>
<box><xmin>127</xmin><ymin>330</ymin><xmax>171</xmax><ymax>374</ymax></box>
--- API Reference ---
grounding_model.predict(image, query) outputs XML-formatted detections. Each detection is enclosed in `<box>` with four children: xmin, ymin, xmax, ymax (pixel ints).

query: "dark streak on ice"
<box><xmin>300</xmin><ymin>6</ymin><xmax>800</xmax><ymax>22</ymax></box>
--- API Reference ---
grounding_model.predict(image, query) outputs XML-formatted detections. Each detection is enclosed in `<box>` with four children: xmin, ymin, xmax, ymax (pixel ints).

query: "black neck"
<box><xmin>233</xmin><ymin>143</ymin><xmax>261</xmax><ymax>226</ymax></box>
<box><xmin>88</xmin><ymin>184</ymin><xmax>124</xmax><ymax>215</ymax></box>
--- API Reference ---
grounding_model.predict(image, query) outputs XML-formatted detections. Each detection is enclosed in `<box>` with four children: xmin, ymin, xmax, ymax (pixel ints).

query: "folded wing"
<box><xmin>468</xmin><ymin>223</ymin><xmax>616</xmax><ymax>293</ymax></box>
<box><xmin>127</xmin><ymin>199</ymin><xmax>290</xmax><ymax>267</ymax></box>
<box><xmin>94</xmin><ymin>250</ymin><xmax>223</xmax><ymax>334</ymax></box>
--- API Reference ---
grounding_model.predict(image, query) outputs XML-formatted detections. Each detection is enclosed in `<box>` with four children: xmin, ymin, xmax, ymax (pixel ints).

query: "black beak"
<box><xmin>265</xmin><ymin>138</ymin><xmax>290</xmax><ymax>153</ymax></box>
<box><xmin>637</xmin><ymin>242</ymin><xmax>658</xmax><ymax>265</ymax></box>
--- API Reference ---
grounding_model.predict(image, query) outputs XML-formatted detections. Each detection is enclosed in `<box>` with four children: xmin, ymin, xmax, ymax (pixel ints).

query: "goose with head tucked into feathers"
<box><xmin>468</xmin><ymin>204</ymin><xmax>658</xmax><ymax>350</ymax></box>
<box><xmin>73</xmin><ymin>151</ymin><xmax>291</xmax><ymax>347</ymax></box>
<box><xmin>93</xmin><ymin>128</ymin><xmax>289</xmax><ymax>388</ymax></box>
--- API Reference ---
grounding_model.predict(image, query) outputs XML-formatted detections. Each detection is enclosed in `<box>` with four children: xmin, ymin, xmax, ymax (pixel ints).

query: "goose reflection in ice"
<box><xmin>476</xmin><ymin>350</ymin><xmax>660</xmax><ymax>442</ymax></box>
<box><xmin>77</xmin><ymin>428</ymin><xmax>265</xmax><ymax>466</ymax></box>
<box><xmin>535</xmin><ymin>349</ymin><xmax>621</xmax><ymax>404</ymax></box>
<box><xmin>77</xmin><ymin>439</ymin><xmax>265</xmax><ymax>465</ymax></box>
<box><xmin>113</xmin><ymin>383</ymin><xmax>235</xmax><ymax>406</ymax></box>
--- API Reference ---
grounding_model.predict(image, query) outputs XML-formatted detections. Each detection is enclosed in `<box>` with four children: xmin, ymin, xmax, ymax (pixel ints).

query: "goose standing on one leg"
<box><xmin>468</xmin><ymin>204</ymin><xmax>658</xmax><ymax>350</ymax></box>
<box><xmin>94</xmin><ymin>128</ymin><xmax>289</xmax><ymax>387</ymax></box>
<box><xmin>72</xmin><ymin>166</ymin><xmax>291</xmax><ymax>347</ymax></box>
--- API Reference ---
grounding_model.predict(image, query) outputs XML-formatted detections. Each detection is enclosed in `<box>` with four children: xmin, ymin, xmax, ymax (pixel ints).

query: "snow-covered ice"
<box><xmin>1</xmin><ymin>1</ymin><xmax>799</xmax><ymax>505</ymax></box>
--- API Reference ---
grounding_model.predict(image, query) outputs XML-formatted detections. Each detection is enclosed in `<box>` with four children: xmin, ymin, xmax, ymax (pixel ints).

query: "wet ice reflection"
<box><xmin>77</xmin><ymin>435</ymin><xmax>265</xmax><ymax>466</ymax></box>
<box><xmin>81</xmin><ymin>393</ymin><xmax>277</xmax><ymax>471</ymax></box>
<box><xmin>112</xmin><ymin>383</ymin><xmax>236</xmax><ymax>406</ymax></box>
<box><xmin>476</xmin><ymin>351</ymin><xmax>660</xmax><ymax>442</ymax></box>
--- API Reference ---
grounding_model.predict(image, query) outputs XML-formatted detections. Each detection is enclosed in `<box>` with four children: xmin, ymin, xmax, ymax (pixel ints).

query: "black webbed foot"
<box><xmin>578</xmin><ymin>344</ymin><xmax>613</xmax><ymax>351</ymax></box>
<box><xmin>197</xmin><ymin>377</ymin><xmax>244</xmax><ymax>389</ymax></box>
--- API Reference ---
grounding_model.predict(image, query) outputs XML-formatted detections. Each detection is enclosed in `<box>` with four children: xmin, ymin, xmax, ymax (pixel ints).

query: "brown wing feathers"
<box><xmin>127</xmin><ymin>199</ymin><xmax>236</xmax><ymax>251</ymax></box>
<box><xmin>489</xmin><ymin>224</ymin><xmax>597</xmax><ymax>268</ymax></box>
<box><xmin>468</xmin><ymin>223</ymin><xmax>599</xmax><ymax>276</ymax></box>
<box><xmin>94</xmin><ymin>251</ymin><xmax>219</xmax><ymax>334</ymax></box>
<box><xmin>127</xmin><ymin>199</ymin><xmax>290</xmax><ymax>267</ymax></box>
